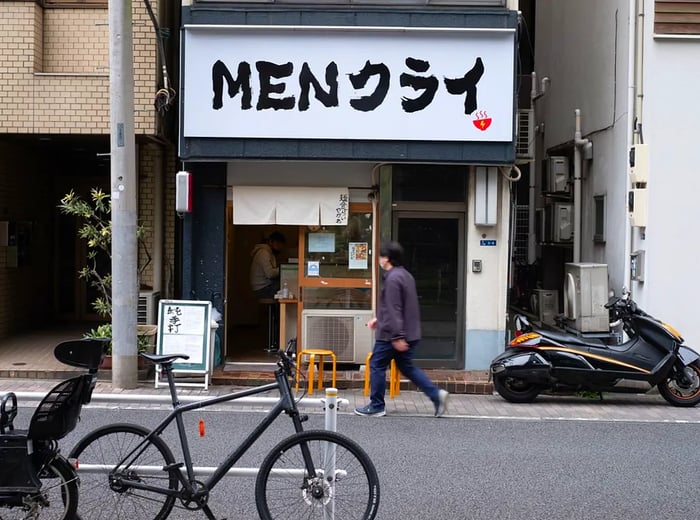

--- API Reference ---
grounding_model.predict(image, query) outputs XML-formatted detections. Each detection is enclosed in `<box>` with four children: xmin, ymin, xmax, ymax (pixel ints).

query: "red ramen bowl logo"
<box><xmin>473</xmin><ymin>110</ymin><xmax>492</xmax><ymax>131</ymax></box>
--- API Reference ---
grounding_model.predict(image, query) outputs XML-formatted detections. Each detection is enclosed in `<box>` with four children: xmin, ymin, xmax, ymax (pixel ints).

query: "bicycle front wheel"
<box><xmin>68</xmin><ymin>423</ymin><xmax>178</xmax><ymax>520</ymax></box>
<box><xmin>255</xmin><ymin>430</ymin><xmax>380</xmax><ymax>520</ymax></box>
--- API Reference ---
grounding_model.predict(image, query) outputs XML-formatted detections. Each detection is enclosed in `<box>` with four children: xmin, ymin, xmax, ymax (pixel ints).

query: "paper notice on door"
<box><xmin>349</xmin><ymin>242</ymin><xmax>368</xmax><ymax>270</ymax></box>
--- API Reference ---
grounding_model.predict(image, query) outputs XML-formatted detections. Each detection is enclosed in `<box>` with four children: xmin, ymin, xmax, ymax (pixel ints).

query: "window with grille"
<box><xmin>513</xmin><ymin>205</ymin><xmax>529</xmax><ymax>264</ymax></box>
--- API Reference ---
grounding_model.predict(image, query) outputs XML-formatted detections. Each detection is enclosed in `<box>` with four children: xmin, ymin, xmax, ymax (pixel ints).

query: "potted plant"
<box><xmin>59</xmin><ymin>188</ymin><xmax>154</xmax><ymax>370</ymax></box>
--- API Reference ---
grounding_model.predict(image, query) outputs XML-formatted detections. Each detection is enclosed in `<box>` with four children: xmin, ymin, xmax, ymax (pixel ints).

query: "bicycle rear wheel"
<box><xmin>255</xmin><ymin>430</ymin><xmax>380</xmax><ymax>520</ymax></box>
<box><xmin>68</xmin><ymin>423</ymin><xmax>178</xmax><ymax>520</ymax></box>
<box><xmin>0</xmin><ymin>455</ymin><xmax>78</xmax><ymax>520</ymax></box>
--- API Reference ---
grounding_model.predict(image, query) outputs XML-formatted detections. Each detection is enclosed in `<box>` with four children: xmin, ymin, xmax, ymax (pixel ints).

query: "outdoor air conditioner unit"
<box><xmin>545</xmin><ymin>156</ymin><xmax>570</xmax><ymax>194</ymax></box>
<box><xmin>531</xmin><ymin>289</ymin><xmax>559</xmax><ymax>326</ymax></box>
<box><xmin>301</xmin><ymin>309</ymin><xmax>373</xmax><ymax>363</ymax></box>
<box><xmin>516</xmin><ymin>109</ymin><xmax>534</xmax><ymax>162</ymax></box>
<box><xmin>549</xmin><ymin>202</ymin><xmax>573</xmax><ymax>243</ymax></box>
<box><xmin>538</xmin><ymin>203</ymin><xmax>573</xmax><ymax>244</ymax></box>
<box><xmin>563</xmin><ymin>263</ymin><xmax>609</xmax><ymax>333</ymax></box>
<box><xmin>138</xmin><ymin>290</ymin><xmax>161</xmax><ymax>324</ymax></box>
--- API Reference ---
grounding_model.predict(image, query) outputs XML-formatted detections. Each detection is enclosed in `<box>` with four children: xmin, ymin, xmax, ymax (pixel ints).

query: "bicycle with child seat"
<box><xmin>68</xmin><ymin>341</ymin><xmax>380</xmax><ymax>520</ymax></box>
<box><xmin>0</xmin><ymin>338</ymin><xmax>108</xmax><ymax>520</ymax></box>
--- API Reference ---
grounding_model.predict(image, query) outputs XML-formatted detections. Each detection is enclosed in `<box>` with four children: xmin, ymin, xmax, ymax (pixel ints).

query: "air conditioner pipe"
<box><xmin>573</xmin><ymin>109</ymin><xmax>590</xmax><ymax>264</ymax></box>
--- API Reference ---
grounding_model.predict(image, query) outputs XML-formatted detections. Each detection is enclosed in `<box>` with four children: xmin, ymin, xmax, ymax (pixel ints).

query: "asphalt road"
<box><xmin>23</xmin><ymin>404</ymin><xmax>698</xmax><ymax>520</ymax></box>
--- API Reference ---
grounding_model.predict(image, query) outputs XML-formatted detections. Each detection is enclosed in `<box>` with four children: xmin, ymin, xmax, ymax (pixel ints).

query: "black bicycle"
<box><xmin>68</xmin><ymin>342</ymin><xmax>380</xmax><ymax>520</ymax></box>
<box><xmin>0</xmin><ymin>338</ymin><xmax>107</xmax><ymax>520</ymax></box>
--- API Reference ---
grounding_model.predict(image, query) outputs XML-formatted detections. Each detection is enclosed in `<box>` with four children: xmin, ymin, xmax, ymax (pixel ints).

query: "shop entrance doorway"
<box><xmin>393</xmin><ymin>212</ymin><xmax>465</xmax><ymax>368</ymax></box>
<box><xmin>225</xmin><ymin>221</ymin><xmax>298</xmax><ymax>361</ymax></box>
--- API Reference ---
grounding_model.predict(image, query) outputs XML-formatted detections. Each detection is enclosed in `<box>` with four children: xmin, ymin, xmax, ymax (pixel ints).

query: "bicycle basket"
<box><xmin>0</xmin><ymin>436</ymin><xmax>41</xmax><ymax>494</ymax></box>
<box><xmin>27</xmin><ymin>375</ymin><xmax>90</xmax><ymax>441</ymax></box>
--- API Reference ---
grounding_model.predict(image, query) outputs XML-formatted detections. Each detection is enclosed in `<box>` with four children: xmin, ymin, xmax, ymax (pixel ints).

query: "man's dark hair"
<box><xmin>379</xmin><ymin>240</ymin><xmax>404</xmax><ymax>266</ymax></box>
<box><xmin>268</xmin><ymin>231</ymin><xmax>286</xmax><ymax>244</ymax></box>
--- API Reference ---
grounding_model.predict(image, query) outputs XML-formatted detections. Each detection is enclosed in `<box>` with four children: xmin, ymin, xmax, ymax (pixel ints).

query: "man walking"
<box><xmin>355</xmin><ymin>240</ymin><xmax>449</xmax><ymax>418</ymax></box>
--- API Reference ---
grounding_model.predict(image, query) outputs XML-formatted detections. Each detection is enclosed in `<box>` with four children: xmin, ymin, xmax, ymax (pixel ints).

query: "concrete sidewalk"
<box><xmin>3</xmin><ymin>377</ymin><xmax>700</xmax><ymax>424</ymax></box>
<box><xmin>0</xmin><ymin>325</ymin><xmax>493</xmax><ymax>394</ymax></box>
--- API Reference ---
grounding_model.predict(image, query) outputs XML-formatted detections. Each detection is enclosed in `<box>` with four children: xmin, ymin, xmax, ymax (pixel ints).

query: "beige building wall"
<box><xmin>0</xmin><ymin>1</ymin><xmax>158</xmax><ymax>135</ymax></box>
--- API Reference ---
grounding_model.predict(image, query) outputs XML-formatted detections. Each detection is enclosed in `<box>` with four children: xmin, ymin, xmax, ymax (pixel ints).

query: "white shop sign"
<box><xmin>183</xmin><ymin>26</ymin><xmax>515</xmax><ymax>142</ymax></box>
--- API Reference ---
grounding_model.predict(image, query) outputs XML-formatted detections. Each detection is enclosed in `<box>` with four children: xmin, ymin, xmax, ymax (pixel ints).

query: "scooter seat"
<box><xmin>538</xmin><ymin>330</ymin><xmax>607</xmax><ymax>348</ymax></box>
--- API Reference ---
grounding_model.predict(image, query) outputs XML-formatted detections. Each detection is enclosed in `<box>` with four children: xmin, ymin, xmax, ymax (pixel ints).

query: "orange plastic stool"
<box><xmin>295</xmin><ymin>349</ymin><xmax>337</xmax><ymax>395</ymax></box>
<box><xmin>363</xmin><ymin>352</ymin><xmax>400</xmax><ymax>398</ymax></box>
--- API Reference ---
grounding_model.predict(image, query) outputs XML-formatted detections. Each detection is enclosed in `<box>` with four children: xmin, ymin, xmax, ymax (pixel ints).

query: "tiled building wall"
<box><xmin>163</xmin><ymin>151</ymin><xmax>177</xmax><ymax>299</ymax></box>
<box><xmin>43</xmin><ymin>9</ymin><xmax>109</xmax><ymax>74</ymax></box>
<box><xmin>0</xmin><ymin>1</ymin><xmax>158</xmax><ymax>135</ymax></box>
<box><xmin>139</xmin><ymin>146</ymin><xmax>156</xmax><ymax>291</ymax></box>
<box><xmin>137</xmin><ymin>142</ymin><xmax>178</xmax><ymax>299</ymax></box>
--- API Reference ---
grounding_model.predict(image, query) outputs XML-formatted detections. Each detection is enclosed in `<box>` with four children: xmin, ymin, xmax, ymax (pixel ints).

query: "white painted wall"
<box><xmin>631</xmin><ymin>0</ymin><xmax>700</xmax><ymax>346</ymax></box>
<box><xmin>465</xmin><ymin>167</ymin><xmax>511</xmax><ymax>368</ymax></box>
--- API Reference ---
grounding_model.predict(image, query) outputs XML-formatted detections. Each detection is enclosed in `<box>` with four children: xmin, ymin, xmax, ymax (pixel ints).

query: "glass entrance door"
<box><xmin>394</xmin><ymin>212</ymin><xmax>464</xmax><ymax>368</ymax></box>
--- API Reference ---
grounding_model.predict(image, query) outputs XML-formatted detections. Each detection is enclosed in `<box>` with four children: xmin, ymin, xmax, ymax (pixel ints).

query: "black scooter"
<box><xmin>490</xmin><ymin>292</ymin><xmax>700</xmax><ymax>407</ymax></box>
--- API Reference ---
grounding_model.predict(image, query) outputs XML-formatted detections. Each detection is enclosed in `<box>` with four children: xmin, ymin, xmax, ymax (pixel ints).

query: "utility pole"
<box><xmin>109</xmin><ymin>0</ymin><xmax>138</xmax><ymax>388</ymax></box>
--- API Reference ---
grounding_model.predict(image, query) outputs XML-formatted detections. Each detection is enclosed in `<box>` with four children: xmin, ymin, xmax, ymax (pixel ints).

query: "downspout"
<box><xmin>634</xmin><ymin>0</ymin><xmax>644</xmax><ymax>135</ymax></box>
<box><xmin>626</xmin><ymin>0</ymin><xmax>644</xmax><ymax>294</ymax></box>
<box><xmin>573</xmin><ymin>109</ymin><xmax>590</xmax><ymax>264</ymax></box>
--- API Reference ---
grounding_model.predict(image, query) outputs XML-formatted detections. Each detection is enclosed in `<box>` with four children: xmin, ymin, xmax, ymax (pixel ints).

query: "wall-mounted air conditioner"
<box><xmin>301</xmin><ymin>309</ymin><xmax>373</xmax><ymax>363</ymax></box>
<box><xmin>537</xmin><ymin>203</ymin><xmax>573</xmax><ymax>244</ymax></box>
<box><xmin>549</xmin><ymin>203</ymin><xmax>573</xmax><ymax>243</ymax></box>
<box><xmin>563</xmin><ymin>263</ymin><xmax>609</xmax><ymax>333</ymax></box>
<box><xmin>138</xmin><ymin>290</ymin><xmax>161</xmax><ymax>324</ymax></box>
<box><xmin>545</xmin><ymin>156</ymin><xmax>570</xmax><ymax>194</ymax></box>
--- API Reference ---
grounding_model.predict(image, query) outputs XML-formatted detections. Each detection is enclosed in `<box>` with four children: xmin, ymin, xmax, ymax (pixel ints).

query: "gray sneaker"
<box><xmin>354</xmin><ymin>404</ymin><xmax>386</xmax><ymax>417</ymax></box>
<box><xmin>434</xmin><ymin>389</ymin><xmax>449</xmax><ymax>417</ymax></box>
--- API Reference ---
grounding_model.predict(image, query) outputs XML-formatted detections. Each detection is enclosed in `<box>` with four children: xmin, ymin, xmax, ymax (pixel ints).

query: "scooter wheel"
<box><xmin>658</xmin><ymin>361</ymin><xmax>700</xmax><ymax>407</ymax></box>
<box><xmin>493</xmin><ymin>374</ymin><xmax>541</xmax><ymax>403</ymax></box>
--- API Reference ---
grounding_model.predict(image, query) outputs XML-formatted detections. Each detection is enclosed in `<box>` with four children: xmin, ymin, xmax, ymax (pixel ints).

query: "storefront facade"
<box><xmin>179</xmin><ymin>3</ymin><xmax>518</xmax><ymax>370</ymax></box>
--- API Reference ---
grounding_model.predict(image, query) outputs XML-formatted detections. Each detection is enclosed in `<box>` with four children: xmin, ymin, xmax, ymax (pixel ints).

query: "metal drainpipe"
<box><xmin>573</xmin><ymin>109</ymin><xmax>590</xmax><ymax>264</ymax></box>
<box><xmin>626</xmin><ymin>0</ymin><xmax>644</xmax><ymax>296</ymax></box>
<box><xmin>527</xmin><ymin>72</ymin><xmax>537</xmax><ymax>264</ymax></box>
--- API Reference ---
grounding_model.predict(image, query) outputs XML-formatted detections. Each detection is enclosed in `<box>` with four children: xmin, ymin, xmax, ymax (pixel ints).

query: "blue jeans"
<box><xmin>369</xmin><ymin>339</ymin><xmax>440</xmax><ymax>409</ymax></box>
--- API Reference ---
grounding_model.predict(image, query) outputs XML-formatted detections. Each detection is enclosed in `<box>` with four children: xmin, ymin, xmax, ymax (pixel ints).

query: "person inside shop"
<box><xmin>249</xmin><ymin>231</ymin><xmax>286</xmax><ymax>299</ymax></box>
<box><xmin>355</xmin><ymin>240</ymin><xmax>449</xmax><ymax>418</ymax></box>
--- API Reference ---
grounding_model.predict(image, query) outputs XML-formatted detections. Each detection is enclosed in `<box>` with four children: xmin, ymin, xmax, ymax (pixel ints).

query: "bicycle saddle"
<box><xmin>141</xmin><ymin>353</ymin><xmax>190</xmax><ymax>364</ymax></box>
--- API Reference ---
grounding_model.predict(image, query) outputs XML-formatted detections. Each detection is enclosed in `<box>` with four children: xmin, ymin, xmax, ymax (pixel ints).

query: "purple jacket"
<box><xmin>376</xmin><ymin>266</ymin><xmax>421</xmax><ymax>342</ymax></box>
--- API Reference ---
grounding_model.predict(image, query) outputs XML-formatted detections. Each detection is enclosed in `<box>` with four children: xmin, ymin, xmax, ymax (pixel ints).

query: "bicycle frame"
<box><xmin>106</xmin><ymin>361</ymin><xmax>315</xmax><ymax>500</ymax></box>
